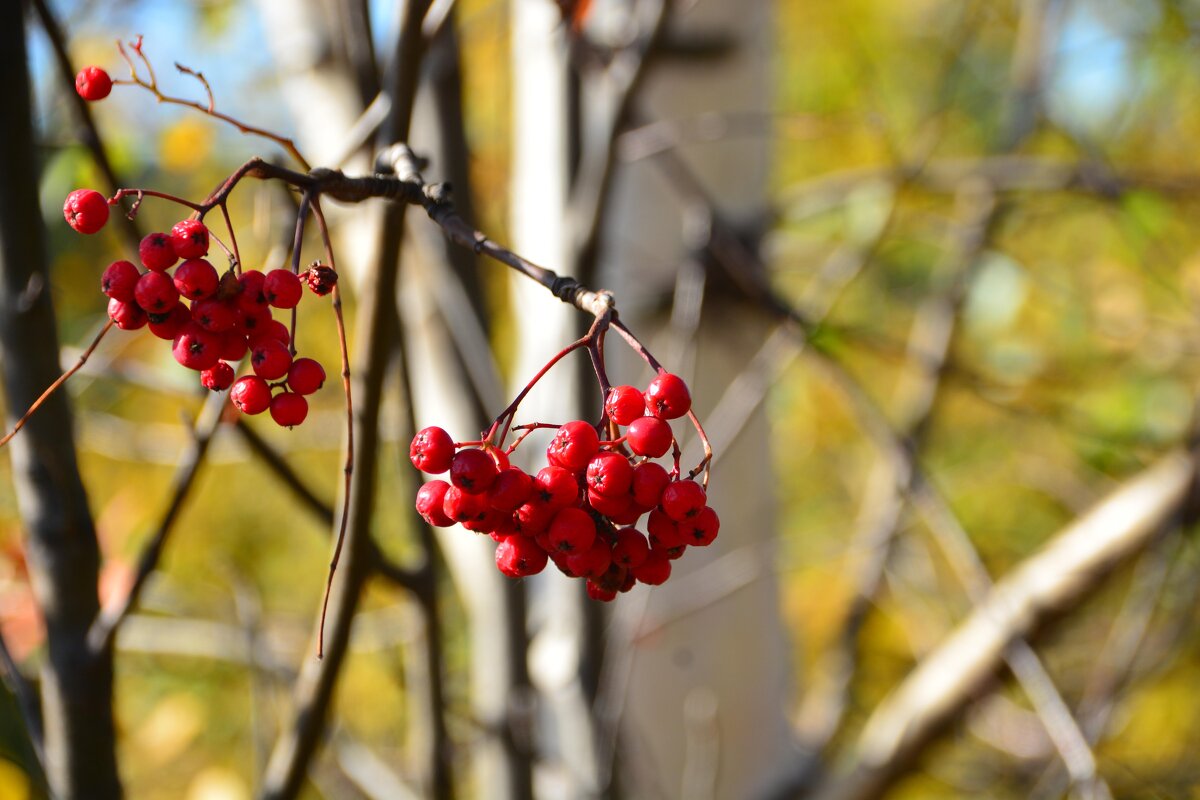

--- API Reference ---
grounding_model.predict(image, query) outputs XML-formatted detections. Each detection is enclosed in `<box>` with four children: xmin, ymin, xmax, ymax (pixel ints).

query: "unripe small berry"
<box><xmin>174</xmin><ymin>258</ymin><xmax>219</xmax><ymax>301</ymax></box>
<box><xmin>410</xmin><ymin>426</ymin><xmax>455</xmax><ymax>474</ymax></box>
<box><xmin>170</xmin><ymin>219</ymin><xmax>209</xmax><ymax>259</ymax></box>
<box><xmin>263</xmin><ymin>269</ymin><xmax>303</xmax><ymax>309</ymax></box>
<box><xmin>101</xmin><ymin>260</ymin><xmax>140</xmax><ymax>302</ymax></box>
<box><xmin>200</xmin><ymin>362</ymin><xmax>236</xmax><ymax>391</ymax></box>
<box><xmin>138</xmin><ymin>233</ymin><xmax>178</xmax><ymax>271</ymax></box>
<box><xmin>74</xmin><ymin>66</ymin><xmax>112</xmax><ymax>101</ymax></box>
<box><xmin>107</xmin><ymin>297</ymin><xmax>147</xmax><ymax>330</ymax></box>
<box><xmin>269</xmin><ymin>392</ymin><xmax>308</xmax><ymax>427</ymax></box>
<box><xmin>644</xmin><ymin>372</ymin><xmax>691</xmax><ymax>420</ymax></box>
<box><xmin>64</xmin><ymin>189</ymin><xmax>109</xmax><ymax>234</ymax></box>
<box><xmin>287</xmin><ymin>357</ymin><xmax>326</xmax><ymax>395</ymax></box>
<box><xmin>230</xmin><ymin>375</ymin><xmax>271</xmax><ymax>414</ymax></box>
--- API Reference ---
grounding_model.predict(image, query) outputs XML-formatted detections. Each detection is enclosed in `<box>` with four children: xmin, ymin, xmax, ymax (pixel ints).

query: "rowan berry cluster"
<box><xmin>64</xmin><ymin>192</ymin><xmax>329</xmax><ymax>428</ymax></box>
<box><xmin>410</xmin><ymin>372</ymin><xmax>719</xmax><ymax>601</ymax></box>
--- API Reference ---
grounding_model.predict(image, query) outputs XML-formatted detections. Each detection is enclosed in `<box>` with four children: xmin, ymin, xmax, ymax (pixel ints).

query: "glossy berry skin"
<box><xmin>547</xmin><ymin>507</ymin><xmax>596</xmax><ymax>554</ymax></box>
<box><xmin>172</xmin><ymin>324</ymin><xmax>220</xmax><ymax>371</ymax></box>
<box><xmin>495</xmin><ymin>535</ymin><xmax>548</xmax><ymax>578</ymax></box>
<box><xmin>644</xmin><ymin>372</ymin><xmax>691</xmax><ymax>420</ymax></box>
<box><xmin>534</xmin><ymin>466</ymin><xmax>579</xmax><ymax>508</ymax></box>
<box><xmin>450</xmin><ymin>448</ymin><xmax>498</xmax><ymax>494</ymax></box>
<box><xmin>410</xmin><ymin>426</ymin><xmax>455</xmax><ymax>474</ymax></box>
<box><xmin>631</xmin><ymin>461</ymin><xmax>670</xmax><ymax>509</ymax></box>
<box><xmin>138</xmin><ymin>233</ymin><xmax>178</xmax><ymax>271</ymax></box>
<box><xmin>647</xmin><ymin>508</ymin><xmax>684</xmax><ymax>550</ymax></box>
<box><xmin>605</xmin><ymin>385</ymin><xmax>645</xmax><ymax>426</ymax></box>
<box><xmin>415</xmin><ymin>480</ymin><xmax>455</xmax><ymax>527</ymax></box>
<box><xmin>64</xmin><ymin>189</ymin><xmax>109</xmax><ymax>234</ymax></box>
<box><xmin>148</xmin><ymin>302</ymin><xmax>190</xmax><ymax>340</ymax></box>
<box><xmin>661</xmin><ymin>480</ymin><xmax>707</xmax><ymax>522</ymax></box>
<box><xmin>287</xmin><ymin>357</ymin><xmax>326</xmax><ymax>395</ymax></box>
<box><xmin>236</xmin><ymin>270</ymin><xmax>269</xmax><ymax>313</ymax></box>
<box><xmin>546</xmin><ymin>420</ymin><xmax>600</xmax><ymax>472</ymax></box>
<box><xmin>174</xmin><ymin>259</ymin><xmax>219</xmax><ymax>301</ymax></box>
<box><xmin>586</xmin><ymin>451</ymin><xmax>634</xmax><ymax>497</ymax></box>
<box><xmin>679</xmin><ymin>506</ymin><xmax>719</xmax><ymax>546</ymax></box>
<box><xmin>626</xmin><ymin>416</ymin><xmax>673</xmax><ymax>458</ymax></box>
<box><xmin>170</xmin><ymin>219</ymin><xmax>209</xmax><ymax>259</ymax></box>
<box><xmin>200</xmin><ymin>362</ymin><xmax>236</xmax><ymax>391</ymax></box>
<box><xmin>270</xmin><ymin>392</ymin><xmax>308</xmax><ymax>427</ymax></box>
<box><xmin>230</xmin><ymin>375</ymin><xmax>271</xmax><ymax>414</ymax></box>
<box><xmin>487</xmin><ymin>467</ymin><xmax>533</xmax><ymax>512</ymax></box>
<box><xmin>107</xmin><ymin>297</ymin><xmax>147</xmax><ymax>331</ymax></box>
<box><xmin>566</xmin><ymin>537</ymin><xmax>612</xmax><ymax>580</ymax></box>
<box><xmin>250</xmin><ymin>337</ymin><xmax>292</xmax><ymax>380</ymax></box>
<box><xmin>612</xmin><ymin>528</ymin><xmax>650</xmax><ymax>568</ymax></box>
<box><xmin>74</xmin><ymin>66</ymin><xmax>112</xmax><ymax>101</ymax></box>
<box><xmin>101</xmin><ymin>260</ymin><xmax>140</xmax><ymax>302</ymax></box>
<box><xmin>190</xmin><ymin>299</ymin><xmax>238</xmax><ymax>333</ymax></box>
<box><xmin>443</xmin><ymin>485</ymin><xmax>490</xmax><ymax>526</ymax></box>
<box><xmin>133</xmin><ymin>270</ymin><xmax>179</xmax><ymax>313</ymax></box>
<box><xmin>263</xmin><ymin>269</ymin><xmax>303</xmax><ymax>309</ymax></box>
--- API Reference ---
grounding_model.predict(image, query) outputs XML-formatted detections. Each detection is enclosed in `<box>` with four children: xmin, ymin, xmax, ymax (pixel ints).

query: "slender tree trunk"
<box><xmin>0</xmin><ymin>4</ymin><xmax>120</xmax><ymax>798</ymax></box>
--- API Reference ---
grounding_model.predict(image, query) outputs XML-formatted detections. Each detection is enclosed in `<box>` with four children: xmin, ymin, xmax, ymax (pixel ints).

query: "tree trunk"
<box><xmin>0</xmin><ymin>4</ymin><xmax>120</xmax><ymax>798</ymax></box>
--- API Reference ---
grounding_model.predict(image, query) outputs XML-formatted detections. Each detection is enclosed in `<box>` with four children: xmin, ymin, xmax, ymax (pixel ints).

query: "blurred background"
<box><xmin>4</xmin><ymin>0</ymin><xmax>1200</xmax><ymax>798</ymax></box>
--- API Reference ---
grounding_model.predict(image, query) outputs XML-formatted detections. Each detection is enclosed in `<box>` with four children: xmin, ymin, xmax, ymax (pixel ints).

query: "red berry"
<box><xmin>612</xmin><ymin>528</ymin><xmax>650</xmax><ymax>568</ymax></box>
<box><xmin>586</xmin><ymin>451</ymin><xmax>634</xmax><ymax>497</ymax></box>
<box><xmin>101</xmin><ymin>260</ymin><xmax>140</xmax><ymax>302</ymax></box>
<box><xmin>74</xmin><ymin>66</ymin><xmax>112</xmax><ymax>101</ymax></box>
<box><xmin>632</xmin><ymin>551</ymin><xmax>672</xmax><ymax>585</ymax></box>
<box><xmin>174</xmin><ymin>258</ymin><xmax>219</xmax><ymax>301</ymax></box>
<box><xmin>63</xmin><ymin>189</ymin><xmax>109</xmax><ymax>234</ymax></box>
<box><xmin>107</xmin><ymin>297</ymin><xmax>147</xmax><ymax>330</ymax></box>
<box><xmin>230</xmin><ymin>375</ymin><xmax>271</xmax><ymax>414</ymax></box>
<box><xmin>138</xmin><ymin>233</ymin><xmax>178</xmax><ymax>271</ymax></box>
<box><xmin>605</xmin><ymin>385</ymin><xmax>644</xmax><ymax>426</ymax></box>
<box><xmin>586</xmin><ymin>581</ymin><xmax>618</xmax><ymax>602</ymax></box>
<box><xmin>217</xmin><ymin>331</ymin><xmax>249</xmax><ymax>361</ymax></box>
<box><xmin>259</xmin><ymin>319</ymin><xmax>291</xmax><ymax>347</ymax></box>
<box><xmin>250</xmin><ymin>337</ymin><xmax>293</xmax><ymax>380</ymax></box>
<box><xmin>148</xmin><ymin>302</ymin><xmax>190</xmax><ymax>340</ymax></box>
<box><xmin>587</xmin><ymin>488</ymin><xmax>634</xmax><ymax>519</ymax></box>
<box><xmin>487</xmin><ymin>467</ymin><xmax>534</xmax><ymax>512</ymax></box>
<box><xmin>287</xmin><ymin>357</ymin><xmax>326</xmax><ymax>395</ymax></box>
<box><xmin>269</xmin><ymin>392</ymin><xmax>308</xmax><ymax>427</ymax></box>
<box><xmin>627</xmin><ymin>416</ymin><xmax>673</xmax><ymax>458</ymax></box>
<box><xmin>495</xmin><ymin>535</ymin><xmax>548</xmax><ymax>578</ymax></box>
<box><xmin>546</xmin><ymin>420</ymin><xmax>600</xmax><ymax>472</ymax></box>
<box><xmin>547</xmin><ymin>507</ymin><xmax>596</xmax><ymax>554</ymax></box>
<box><xmin>200</xmin><ymin>362</ymin><xmax>235</xmax><ymax>391</ymax></box>
<box><xmin>170</xmin><ymin>219</ymin><xmax>209</xmax><ymax>259</ymax></box>
<box><xmin>190</xmin><ymin>299</ymin><xmax>238</xmax><ymax>333</ymax></box>
<box><xmin>415</xmin><ymin>480</ymin><xmax>455</xmax><ymax>527</ymax></box>
<box><xmin>516</xmin><ymin>500</ymin><xmax>556</xmax><ymax>533</ymax></box>
<box><xmin>647</xmin><ymin>508</ymin><xmax>684</xmax><ymax>550</ymax></box>
<box><xmin>172</xmin><ymin>324</ymin><xmax>220</xmax><ymax>371</ymax></box>
<box><xmin>534</xmin><ymin>466</ymin><xmax>580</xmax><ymax>508</ymax></box>
<box><xmin>565</xmin><ymin>536</ymin><xmax>612</xmax><ymax>580</ymax></box>
<box><xmin>644</xmin><ymin>372</ymin><xmax>692</xmax><ymax>420</ymax></box>
<box><xmin>443</xmin><ymin>485</ymin><xmax>490</xmax><ymax>525</ymax></box>
<box><xmin>304</xmin><ymin>264</ymin><xmax>338</xmax><ymax>296</ymax></box>
<box><xmin>236</xmin><ymin>270</ymin><xmax>269</xmax><ymax>313</ymax></box>
<box><xmin>679</xmin><ymin>506</ymin><xmax>719</xmax><ymax>546</ymax></box>
<box><xmin>450</xmin><ymin>448</ymin><xmax>498</xmax><ymax>495</ymax></box>
<box><xmin>133</xmin><ymin>270</ymin><xmax>180</xmax><ymax>314</ymax></box>
<box><xmin>631</xmin><ymin>461</ymin><xmax>670</xmax><ymax>509</ymax></box>
<box><xmin>409</xmin><ymin>426</ymin><xmax>455</xmax><ymax>474</ymax></box>
<box><xmin>263</xmin><ymin>269</ymin><xmax>303</xmax><ymax>309</ymax></box>
<box><xmin>661</xmin><ymin>480</ymin><xmax>707</xmax><ymax>522</ymax></box>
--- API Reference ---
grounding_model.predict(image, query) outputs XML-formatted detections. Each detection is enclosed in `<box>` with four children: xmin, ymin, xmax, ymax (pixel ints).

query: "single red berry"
<box><xmin>661</xmin><ymin>480</ymin><xmax>708</xmax><ymax>522</ymax></box>
<box><xmin>172</xmin><ymin>324</ymin><xmax>220</xmax><ymax>371</ymax></box>
<box><xmin>101</xmin><ymin>260</ymin><xmax>140</xmax><ymax>302</ymax></box>
<box><xmin>547</xmin><ymin>507</ymin><xmax>596</xmax><ymax>554</ymax></box>
<box><xmin>259</xmin><ymin>319</ymin><xmax>291</xmax><ymax>347</ymax></box>
<box><xmin>626</xmin><ymin>416</ymin><xmax>673</xmax><ymax>458</ymax></box>
<box><xmin>679</xmin><ymin>506</ymin><xmax>719</xmax><ymax>546</ymax></box>
<box><xmin>133</xmin><ymin>270</ymin><xmax>180</xmax><ymax>314</ymax></box>
<box><xmin>287</xmin><ymin>357</ymin><xmax>326</xmax><ymax>395</ymax></box>
<box><xmin>236</xmin><ymin>270</ymin><xmax>269</xmax><ymax>314</ymax></box>
<box><xmin>632</xmin><ymin>551</ymin><xmax>671</xmax><ymax>585</ymax></box>
<box><xmin>594</xmin><ymin>562</ymin><xmax>630</xmax><ymax>594</ymax></box>
<box><xmin>270</xmin><ymin>392</ymin><xmax>309</xmax><ymax>427</ymax></box>
<box><xmin>107</xmin><ymin>297</ymin><xmax>147</xmax><ymax>330</ymax></box>
<box><xmin>443</xmin><ymin>485</ymin><xmax>490</xmax><ymax>525</ymax></box>
<box><xmin>631</xmin><ymin>461</ymin><xmax>670</xmax><ymax>509</ymax></box>
<box><xmin>74</xmin><ymin>66</ymin><xmax>112</xmax><ymax>101</ymax></box>
<box><xmin>450</xmin><ymin>448</ymin><xmax>498</xmax><ymax>495</ymax></box>
<box><xmin>200</xmin><ymin>362</ymin><xmax>236</xmax><ymax>391</ymax></box>
<box><xmin>546</xmin><ymin>420</ymin><xmax>600</xmax><ymax>472</ymax></box>
<box><xmin>586</xmin><ymin>580</ymin><xmax>618</xmax><ymax>602</ymax></box>
<box><xmin>586</xmin><ymin>451</ymin><xmax>634</xmax><ymax>497</ymax></box>
<box><xmin>416</xmin><ymin>480</ymin><xmax>455</xmax><ymax>527</ymax></box>
<box><xmin>174</xmin><ymin>258</ymin><xmax>219</xmax><ymax>301</ymax></box>
<box><xmin>495</xmin><ymin>535</ymin><xmax>548</xmax><ymax>578</ymax></box>
<box><xmin>170</xmin><ymin>219</ymin><xmax>209</xmax><ymax>259</ymax></box>
<box><xmin>190</xmin><ymin>299</ymin><xmax>238</xmax><ymax>333</ymax></box>
<box><xmin>607</xmin><ymin>501</ymin><xmax>644</xmax><ymax>526</ymax></box>
<box><xmin>138</xmin><ymin>233</ymin><xmax>178</xmax><ymax>271</ymax></box>
<box><xmin>304</xmin><ymin>264</ymin><xmax>338</xmax><ymax>296</ymax></box>
<box><xmin>237</xmin><ymin>306</ymin><xmax>272</xmax><ymax>338</ymax></box>
<box><xmin>587</xmin><ymin>488</ymin><xmax>634</xmax><ymax>519</ymax></box>
<box><xmin>647</xmin><ymin>508</ymin><xmax>684</xmax><ymax>550</ymax></box>
<box><xmin>534</xmin><ymin>466</ymin><xmax>580</xmax><ymax>508</ymax></box>
<box><xmin>409</xmin><ymin>426</ymin><xmax>455</xmax><ymax>474</ymax></box>
<box><xmin>148</xmin><ymin>302</ymin><xmax>190</xmax><ymax>340</ymax></box>
<box><xmin>217</xmin><ymin>331</ymin><xmax>249</xmax><ymax>361</ymax></box>
<box><xmin>463</xmin><ymin>507</ymin><xmax>509</xmax><ymax>534</ymax></box>
<box><xmin>611</xmin><ymin>527</ymin><xmax>650</xmax><ymax>569</ymax></box>
<box><xmin>644</xmin><ymin>372</ymin><xmax>692</xmax><ymax>420</ymax></box>
<box><xmin>487</xmin><ymin>467</ymin><xmax>534</xmax><ymax>512</ymax></box>
<box><xmin>63</xmin><ymin>189</ymin><xmax>109</xmax><ymax>234</ymax></box>
<box><xmin>566</xmin><ymin>536</ymin><xmax>612</xmax><ymax>580</ymax></box>
<box><xmin>605</xmin><ymin>385</ymin><xmax>645</xmax><ymax>426</ymax></box>
<box><xmin>263</xmin><ymin>269</ymin><xmax>303</xmax><ymax>309</ymax></box>
<box><xmin>516</xmin><ymin>500</ymin><xmax>556</xmax><ymax>533</ymax></box>
<box><xmin>230</xmin><ymin>375</ymin><xmax>271</xmax><ymax>414</ymax></box>
<box><xmin>250</xmin><ymin>337</ymin><xmax>293</xmax><ymax>380</ymax></box>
